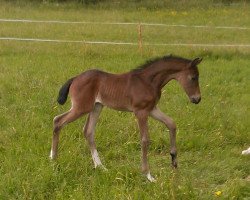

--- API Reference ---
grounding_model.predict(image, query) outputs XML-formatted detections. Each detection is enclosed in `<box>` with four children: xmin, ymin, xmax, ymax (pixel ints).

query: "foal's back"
<box><xmin>69</xmin><ymin>69</ymin><xmax>134</xmax><ymax>111</ymax></box>
<box><xmin>69</xmin><ymin>69</ymin><xmax>157</xmax><ymax>112</ymax></box>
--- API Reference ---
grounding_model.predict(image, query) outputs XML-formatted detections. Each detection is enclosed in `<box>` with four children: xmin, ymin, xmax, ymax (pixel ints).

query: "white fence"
<box><xmin>0</xmin><ymin>18</ymin><xmax>250</xmax><ymax>48</ymax></box>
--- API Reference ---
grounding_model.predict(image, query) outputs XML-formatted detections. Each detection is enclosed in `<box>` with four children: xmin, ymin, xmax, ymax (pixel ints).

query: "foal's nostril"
<box><xmin>196</xmin><ymin>97</ymin><xmax>201</xmax><ymax>104</ymax></box>
<box><xmin>191</xmin><ymin>96</ymin><xmax>201</xmax><ymax>104</ymax></box>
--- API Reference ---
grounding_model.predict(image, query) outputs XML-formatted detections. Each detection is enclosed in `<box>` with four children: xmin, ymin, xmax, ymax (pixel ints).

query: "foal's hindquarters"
<box><xmin>50</xmin><ymin>71</ymin><xmax>103</xmax><ymax>163</ymax></box>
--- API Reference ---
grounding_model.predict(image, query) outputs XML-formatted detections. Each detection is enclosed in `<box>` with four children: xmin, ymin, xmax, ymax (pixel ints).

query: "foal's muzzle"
<box><xmin>190</xmin><ymin>96</ymin><xmax>201</xmax><ymax>104</ymax></box>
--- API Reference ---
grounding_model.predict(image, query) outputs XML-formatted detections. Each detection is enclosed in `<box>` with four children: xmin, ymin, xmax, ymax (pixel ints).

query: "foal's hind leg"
<box><xmin>83</xmin><ymin>103</ymin><xmax>105</xmax><ymax>169</ymax></box>
<box><xmin>50</xmin><ymin>109</ymin><xmax>84</xmax><ymax>160</ymax></box>
<box><xmin>150</xmin><ymin>107</ymin><xmax>177</xmax><ymax>168</ymax></box>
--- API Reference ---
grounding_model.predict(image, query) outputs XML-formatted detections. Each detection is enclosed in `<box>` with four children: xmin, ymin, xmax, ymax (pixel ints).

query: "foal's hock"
<box><xmin>50</xmin><ymin>55</ymin><xmax>202</xmax><ymax>182</ymax></box>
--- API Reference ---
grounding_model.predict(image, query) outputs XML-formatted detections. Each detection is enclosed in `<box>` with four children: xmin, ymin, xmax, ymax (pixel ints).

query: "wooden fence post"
<box><xmin>138</xmin><ymin>23</ymin><xmax>143</xmax><ymax>54</ymax></box>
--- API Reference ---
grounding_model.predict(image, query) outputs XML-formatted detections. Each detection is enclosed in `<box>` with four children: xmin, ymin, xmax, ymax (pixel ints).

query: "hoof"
<box><xmin>242</xmin><ymin>147</ymin><xmax>250</xmax><ymax>155</ymax></box>
<box><xmin>146</xmin><ymin>173</ymin><xmax>156</xmax><ymax>182</ymax></box>
<box><xmin>172</xmin><ymin>162</ymin><xmax>178</xmax><ymax>168</ymax></box>
<box><xmin>95</xmin><ymin>164</ymin><xmax>108</xmax><ymax>171</ymax></box>
<box><xmin>170</xmin><ymin>153</ymin><xmax>177</xmax><ymax>168</ymax></box>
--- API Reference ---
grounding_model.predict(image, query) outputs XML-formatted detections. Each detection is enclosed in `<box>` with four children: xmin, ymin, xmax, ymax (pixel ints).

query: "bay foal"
<box><xmin>50</xmin><ymin>55</ymin><xmax>202</xmax><ymax>182</ymax></box>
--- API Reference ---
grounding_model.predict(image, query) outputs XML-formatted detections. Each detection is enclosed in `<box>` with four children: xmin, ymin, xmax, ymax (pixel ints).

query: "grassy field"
<box><xmin>0</xmin><ymin>1</ymin><xmax>250</xmax><ymax>199</ymax></box>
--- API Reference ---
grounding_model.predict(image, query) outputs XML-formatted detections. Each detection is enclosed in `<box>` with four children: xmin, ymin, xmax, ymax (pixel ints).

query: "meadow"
<box><xmin>0</xmin><ymin>1</ymin><xmax>249</xmax><ymax>199</ymax></box>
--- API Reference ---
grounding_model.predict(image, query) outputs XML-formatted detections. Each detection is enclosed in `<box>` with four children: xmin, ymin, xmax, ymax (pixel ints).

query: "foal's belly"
<box><xmin>95</xmin><ymin>93</ymin><xmax>132</xmax><ymax>112</ymax></box>
<box><xmin>95</xmin><ymin>73</ymin><xmax>134</xmax><ymax>111</ymax></box>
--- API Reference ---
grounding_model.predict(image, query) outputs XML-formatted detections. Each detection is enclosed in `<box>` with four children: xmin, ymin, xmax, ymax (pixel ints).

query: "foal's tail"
<box><xmin>57</xmin><ymin>77</ymin><xmax>75</xmax><ymax>105</ymax></box>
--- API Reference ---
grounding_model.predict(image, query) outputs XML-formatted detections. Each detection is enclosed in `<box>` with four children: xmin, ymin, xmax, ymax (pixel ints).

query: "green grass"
<box><xmin>0</xmin><ymin>1</ymin><xmax>250</xmax><ymax>199</ymax></box>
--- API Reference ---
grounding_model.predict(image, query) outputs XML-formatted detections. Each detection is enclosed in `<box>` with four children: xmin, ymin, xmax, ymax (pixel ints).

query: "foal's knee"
<box><xmin>166</xmin><ymin>119</ymin><xmax>176</xmax><ymax>133</ymax></box>
<box><xmin>171</xmin><ymin>124</ymin><xmax>176</xmax><ymax>133</ymax></box>
<box><xmin>141</xmin><ymin>137</ymin><xmax>150</xmax><ymax>148</ymax></box>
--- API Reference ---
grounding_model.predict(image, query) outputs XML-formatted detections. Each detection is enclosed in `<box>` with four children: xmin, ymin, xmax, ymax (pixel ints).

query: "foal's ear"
<box><xmin>190</xmin><ymin>57</ymin><xmax>202</xmax><ymax>67</ymax></box>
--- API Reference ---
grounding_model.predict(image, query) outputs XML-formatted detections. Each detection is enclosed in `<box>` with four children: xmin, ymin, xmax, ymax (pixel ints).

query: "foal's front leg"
<box><xmin>135</xmin><ymin>110</ymin><xmax>156</xmax><ymax>182</ymax></box>
<box><xmin>150</xmin><ymin>107</ymin><xmax>177</xmax><ymax>168</ymax></box>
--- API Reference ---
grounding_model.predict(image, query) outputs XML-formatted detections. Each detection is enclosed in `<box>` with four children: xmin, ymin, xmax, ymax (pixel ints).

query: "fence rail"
<box><xmin>1</xmin><ymin>18</ymin><xmax>250</xmax><ymax>30</ymax></box>
<box><xmin>1</xmin><ymin>18</ymin><xmax>250</xmax><ymax>48</ymax></box>
<box><xmin>1</xmin><ymin>37</ymin><xmax>250</xmax><ymax>47</ymax></box>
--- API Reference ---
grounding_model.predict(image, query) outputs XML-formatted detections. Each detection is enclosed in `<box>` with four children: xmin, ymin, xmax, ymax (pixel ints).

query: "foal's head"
<box><xmin>175</xmin><ymin>58</ymin><xmax>202</xmax><ymax>104</ymax></box>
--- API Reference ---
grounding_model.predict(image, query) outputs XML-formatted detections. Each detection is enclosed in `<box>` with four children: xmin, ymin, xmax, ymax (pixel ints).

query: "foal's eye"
<box><xmin>191</xmin><ymin>76</ymin><xmax>198</xmax><ymax>81</ymax></box>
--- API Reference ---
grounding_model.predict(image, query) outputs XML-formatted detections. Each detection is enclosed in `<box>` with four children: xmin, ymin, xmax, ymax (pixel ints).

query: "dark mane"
<box><xmin>132</xmin><ymin>55</ymin><xmax>191</xmax><ymax>72</ymax></box>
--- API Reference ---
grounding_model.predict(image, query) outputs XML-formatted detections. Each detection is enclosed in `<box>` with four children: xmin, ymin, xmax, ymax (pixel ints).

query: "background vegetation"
<box><xmin>0</xmin><ymin>0</ymin><xmax>249</xmax><ymax>199</ymax></box>
<box><xmin>2</xmin><ymin>0</ymin><xmax>250</xmax><ymax>9</ymax></box>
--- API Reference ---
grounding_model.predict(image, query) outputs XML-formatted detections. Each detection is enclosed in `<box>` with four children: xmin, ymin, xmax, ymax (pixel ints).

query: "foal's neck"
<box><xmin>139</xmin><ymin>60</ymin><xmax>185</xmax><ymax>89</ymax></box>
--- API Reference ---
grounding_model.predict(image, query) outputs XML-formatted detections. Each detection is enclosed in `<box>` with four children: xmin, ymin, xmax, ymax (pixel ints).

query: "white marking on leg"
<box><xmin>242</xmin><ymin>147</ymin><xmax>250</xmax><ymax>155</ymax></box>
<box><xmin>49</xmin><ymin>150</ymin><xmax>55</xmax><ymax>160</ymax></box>
<box><xmin>92</xmin><ymin>149</ymin><xmax>102</xmax><ymax>168</ymax></box>
<box><xmin>146</xmin><ymin>172</ymin><xmax>156</xmax><ymax>182</ymax></box>
<box><xmin>95</xmin><ymin>93</ymin><xmax>102</xmax><ymax>104</ymax></box>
